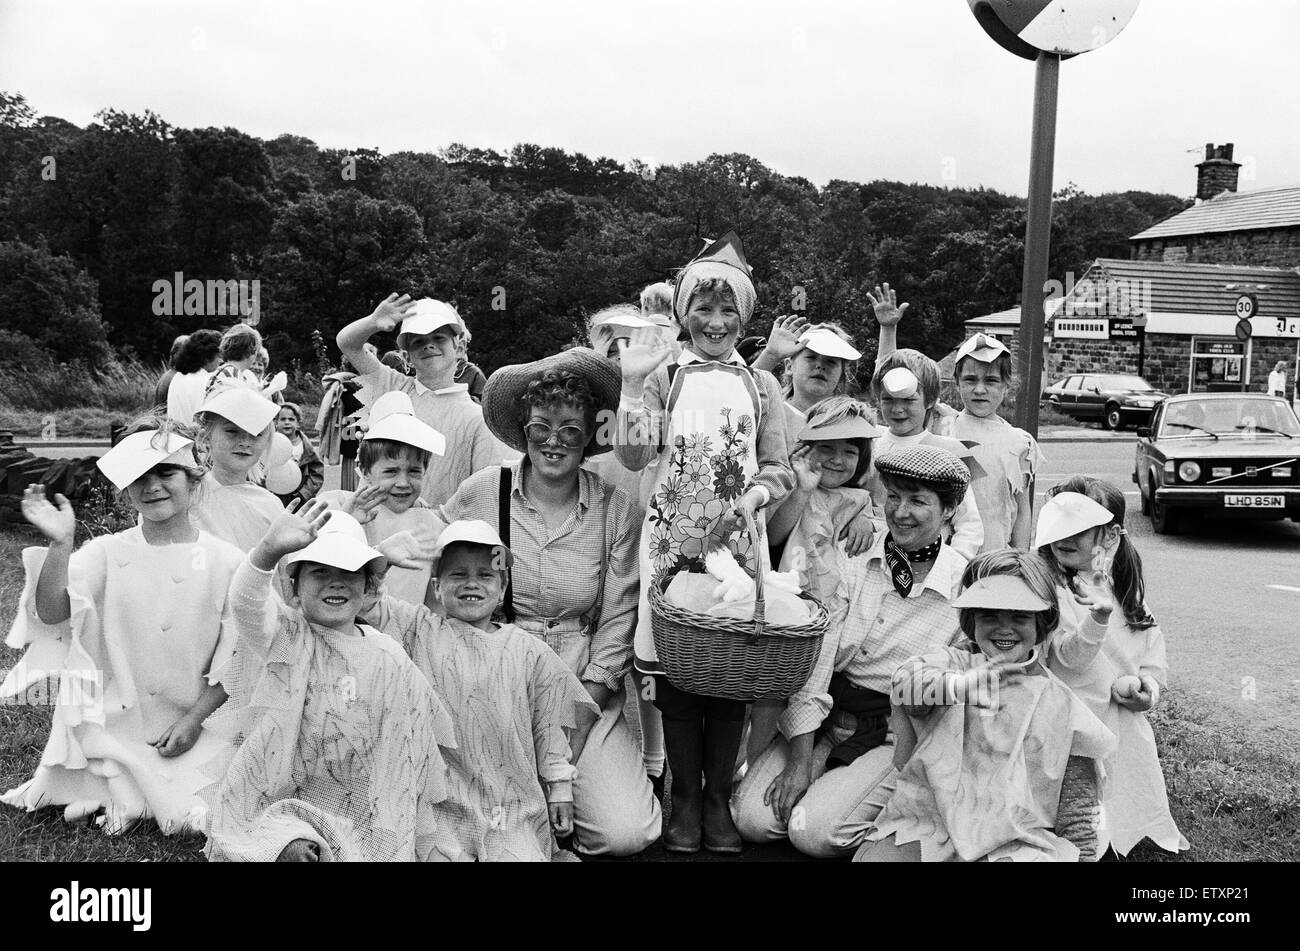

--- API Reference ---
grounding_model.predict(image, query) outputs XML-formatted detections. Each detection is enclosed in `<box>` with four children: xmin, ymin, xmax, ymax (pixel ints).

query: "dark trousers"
<box><xmin>649</xmin><ymin>675</ymin><xmax>746</xmax><ymax>722</ymax></box>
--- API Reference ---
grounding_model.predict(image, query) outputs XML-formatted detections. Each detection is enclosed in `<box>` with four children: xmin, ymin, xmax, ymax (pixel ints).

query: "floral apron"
<box><xmin>635</xmin><ymin>360</ymin><xmax>763</xmax><ymax>673</ymax></box>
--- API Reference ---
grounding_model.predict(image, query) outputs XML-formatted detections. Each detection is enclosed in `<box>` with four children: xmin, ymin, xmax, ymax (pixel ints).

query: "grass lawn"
<box><xmin>0</xmin><ymin>523</ymin><xmax>1295</xmax><ymax>862</ymax></box>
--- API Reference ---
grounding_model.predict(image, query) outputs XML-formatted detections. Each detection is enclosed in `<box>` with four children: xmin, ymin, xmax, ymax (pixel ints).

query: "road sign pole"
<box><xmin>1015</xmin><ymin>51</ymin><xmax>1060</xmax><ymax>438</ymax></box>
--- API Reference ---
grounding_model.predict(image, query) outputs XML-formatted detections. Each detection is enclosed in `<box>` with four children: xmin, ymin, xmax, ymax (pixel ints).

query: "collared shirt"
<box><xmin>779</xmin><ymin>534</ymin><xmax>967</xmax><ymax>740</ymax></box>
<box><xmin>437</xmin><ymin>459</ymin><xmax>640</xmax><ymax>690</ymax></box>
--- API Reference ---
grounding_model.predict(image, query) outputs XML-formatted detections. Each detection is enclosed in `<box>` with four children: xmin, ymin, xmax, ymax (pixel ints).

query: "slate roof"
<box><xmin>1130</xmin><ymin>184</ymin><xmax>1300</xmax><ymax>240</ymax></box>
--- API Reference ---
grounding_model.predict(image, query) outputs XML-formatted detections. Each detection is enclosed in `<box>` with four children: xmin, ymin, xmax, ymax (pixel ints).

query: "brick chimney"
<box><xmin>1196</xmin><ymin>143</ymin><xmax>1241</xmax><ymax>200</ymax></box>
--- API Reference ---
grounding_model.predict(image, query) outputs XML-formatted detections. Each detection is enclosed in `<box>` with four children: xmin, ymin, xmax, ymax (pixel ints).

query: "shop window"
<box><xmin>1189</xmin><ymin>337</ymin><xmax>1247</xmax><ymax>393</ymax></box>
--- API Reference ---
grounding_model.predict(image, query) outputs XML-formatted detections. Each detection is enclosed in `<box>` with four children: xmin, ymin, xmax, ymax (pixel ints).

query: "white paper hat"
<box><xmin>880</xmin><ymin>367</ymin><xmax>920</xmax><ymax>398</ymax></box>
<box><xmin>799</xmin><ymin>327</ymin><xmax>862</xmax><ymax>361</ymax></box>
<box><xmin>955</xmin><ymin>332</ymin><xmax>1010</xmax><ymax>365</ymax></box>
<box><xmin>1034</xmin><ymin>491</ymin><xmax>1115</xmax><ymax>549</ymax></box>
<box><xmin>953</xmin><ymin>574</ymin><xmax>1051</xmax><ymax>611</ymax></box>
<box><xmin>97</xmin><ymin>430</ymin><xmax>198</xmax><ymax>491</ymax></box>
<box><xmin>285</xmin><ymin>510</ymin><xmax>385</xmax><ymax>573</ymax></box>
<box><xmin>431</xmin><ymin>519</ymin><xmax>514</xmax><ymax>575</ymax></box>
<box><xmin>199</xmin><ymin>386</ymin><xmax>280</xmax><ymax>435</ymax></box>
<box><xmin>399</xmin><ymin>298</ymin><xmax>464</xmax><ymax>339</ymax></box>
<box><xmin>591</xmin><ymin>312</ymin><xmax>657</xmax><ymax>331</ymax></box>
<box><xmin>363</xmin><ymin>391</ymin><xmax>446</xmax><ymax>456</ymax></box>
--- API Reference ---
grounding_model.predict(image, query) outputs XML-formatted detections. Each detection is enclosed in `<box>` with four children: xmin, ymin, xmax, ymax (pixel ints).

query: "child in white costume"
<box><xmin>201</xmin><ymin>502</ymin><xmax>454</xmax><ymax>862</ymax></box>
<box><xmin>1036</xmin><ymin>482</ymin><xmax>1189</xmax><ymax>857</ymax></box>
<box><xmin>319</xmin><ymin>391</ymin><xmax>447</xmax><ymax>608</ymax></box>
<box><xmin>951</xmin><ymin>333</ymin><xmax>1044</xmax><ymax>551</ymax></box>
<box><xmin>365</xmin><ymin>521</ymin><xmax>599</xmax><ymax>861</ymax></box>
<box><xmin>855</xmin><ymin>550</ymin><xmax>1115</xmax><ymax>862</ymax></box>
<box><xmin>1</xmin><ymin>423</ymin><xmax>242</xmax><ymax>835</ymax></box>
<box><xmin>190</xmin><ymin>382</ymin><xmax>285</xmax><ymax>552</ymax></box>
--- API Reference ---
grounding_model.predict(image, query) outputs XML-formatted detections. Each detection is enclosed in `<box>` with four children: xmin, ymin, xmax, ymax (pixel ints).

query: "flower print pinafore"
<box><xmin>635</xmin><ymin>358</ymin><xmax>764</xmax><ymax>675</ymax></box>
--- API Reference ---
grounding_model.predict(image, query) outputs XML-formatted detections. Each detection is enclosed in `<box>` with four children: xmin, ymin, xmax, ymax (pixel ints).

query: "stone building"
<box><xmin>965</xmin><ymin>144</ymin><xmax>1300</xmax><ymax>399</ymax></box>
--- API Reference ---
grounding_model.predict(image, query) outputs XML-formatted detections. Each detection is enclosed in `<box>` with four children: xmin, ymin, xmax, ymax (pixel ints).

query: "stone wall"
<box><xmin>1132</xmin><ymin>227</ymin><xmax>1300</xmax><ymax>269</ymax></box>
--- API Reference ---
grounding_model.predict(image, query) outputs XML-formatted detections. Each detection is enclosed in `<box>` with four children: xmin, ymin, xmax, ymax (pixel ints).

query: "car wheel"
<box><xmin>1140</xmin><ymin>475</ymin><xmax>1151</xmax><ymax>515</ymax></box>
<box><xmin>1104</xmin><ymin>404</ymin><xmax>1123</xmax><ymax>431</ymax></box>
<box><xmin>1149</xmin><ymin>479</ymin><xmax>1180</xmax><ymax>535</ymax></box>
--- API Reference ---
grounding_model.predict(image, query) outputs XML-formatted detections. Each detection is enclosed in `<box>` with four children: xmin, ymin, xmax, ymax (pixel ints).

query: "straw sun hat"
<box><xmin>481</xmin><ymin>347</ymin><xmax>622</xmax><ymax>456</ymax></box>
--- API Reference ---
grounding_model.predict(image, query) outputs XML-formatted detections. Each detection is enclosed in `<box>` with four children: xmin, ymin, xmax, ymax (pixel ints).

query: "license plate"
<box><xmin>1224</xmin><ymin>494</ymin><xmax>1285</xmax><ymax>508</ymax></box>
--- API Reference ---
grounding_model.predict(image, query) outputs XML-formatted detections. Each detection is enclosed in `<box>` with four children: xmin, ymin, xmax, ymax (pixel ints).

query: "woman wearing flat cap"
<box><xmin>435</xmin><ymin>346</ymin><xmax>661</xmax><ymax>858</ymax></box>
<box><xmin>733</xmin><ymin>444</ymin><xmax>973</xmax><ymax>858</ymax></box>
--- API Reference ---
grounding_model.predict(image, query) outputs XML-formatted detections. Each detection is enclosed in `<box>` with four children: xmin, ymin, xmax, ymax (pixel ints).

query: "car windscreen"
<box><xmin>1105</xmin><ymin>376</ymin><xmax>1153</xmax><ymax>391</ymax></box>
<box><xmin>1159</xmin><ymin>399</ymin><xmax>1300</xmax><ymax>436</ymax></box>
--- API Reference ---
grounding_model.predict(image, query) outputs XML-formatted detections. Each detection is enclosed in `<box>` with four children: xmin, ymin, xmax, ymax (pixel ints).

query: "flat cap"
<box><xmin>874</xmin><ymin>445</ymin><xmax>970</xmax><ymax>491</ymax></box>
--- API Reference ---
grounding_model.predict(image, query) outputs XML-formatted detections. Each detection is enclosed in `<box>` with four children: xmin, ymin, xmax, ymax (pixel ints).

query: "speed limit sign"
<box><xmin>1235</xmin><ymin>294</ymin><xmax>1258</xmax><ymax>320</ymax></box>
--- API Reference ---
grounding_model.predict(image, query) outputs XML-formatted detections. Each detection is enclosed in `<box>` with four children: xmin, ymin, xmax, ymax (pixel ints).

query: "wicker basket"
<box><xmin>649</xmin><ymin>512</ymin><xmax>828</xmax><ymax>702</ymax></box>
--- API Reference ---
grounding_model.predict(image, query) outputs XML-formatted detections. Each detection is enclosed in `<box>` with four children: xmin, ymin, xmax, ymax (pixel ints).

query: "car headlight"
<box><xmin>1132</xmin><ymin>399</ymin><xmax>1154</xmax><ymax>407</ymax></box>
<box><xmin>1178</xmin><ymin>461</ymin><xmax>1202</xmax><ymax>482</ymax></box>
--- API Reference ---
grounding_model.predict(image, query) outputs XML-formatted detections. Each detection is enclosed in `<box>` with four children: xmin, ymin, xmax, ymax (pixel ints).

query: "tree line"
<box><xmin>0</xmin><ymin>90</ymin><xmax>1190</xmax><ymax>378</ymax></box>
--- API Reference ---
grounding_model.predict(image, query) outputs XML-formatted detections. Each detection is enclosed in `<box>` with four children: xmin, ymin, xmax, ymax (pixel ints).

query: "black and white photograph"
<box><xmin>0</xmin><ymin>0</ymin><xmax>1294</xmax><ymax>920</ymax></box>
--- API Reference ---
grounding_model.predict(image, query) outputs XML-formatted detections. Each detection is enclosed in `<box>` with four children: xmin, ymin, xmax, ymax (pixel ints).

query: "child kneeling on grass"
<box><xmin>855</xmin><ymin>548</ymin><xmax>1115</xmax><ymax>862</ymax></box>
<box><xmin>2</xmin><ymin>418</ymin><xmax>243</xmax><ymax>835</ymax></box>
<box><xmin>363</xmin><ymin>521</ymin><xmax>600</xmax><ymax>862</ymax></box>
<box><xmin>201</xmin><ymin>501</ymin><xmax>454</xmax><ymax>862</ymax></box>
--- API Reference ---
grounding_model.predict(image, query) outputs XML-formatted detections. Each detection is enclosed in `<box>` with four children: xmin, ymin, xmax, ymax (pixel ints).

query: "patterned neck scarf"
<box><xmin>882</xmin><ymin>534</ymin><xmax>942</xmax><ymax>598</ymax></box>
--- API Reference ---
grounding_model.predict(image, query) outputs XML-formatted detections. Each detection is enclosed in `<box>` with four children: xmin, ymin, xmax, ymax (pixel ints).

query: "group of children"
<box><xmin>0</xmin><ymin>230</ymin><xmax>1186</xmax><ymax>862</ymax></box>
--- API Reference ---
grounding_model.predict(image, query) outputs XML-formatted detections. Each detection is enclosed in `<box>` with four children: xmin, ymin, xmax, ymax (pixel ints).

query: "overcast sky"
<box><xmin>2</xmin><ymin>0</ymin><xmax>1296</xmax><ymax>197</ymax></box>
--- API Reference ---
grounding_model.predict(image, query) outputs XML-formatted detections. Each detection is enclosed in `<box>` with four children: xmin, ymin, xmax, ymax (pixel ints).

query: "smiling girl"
<box><xmin>190</xmin><ymin>382</ymin><xmax>286</xmax><ymax>552</ymax></box>
<box><xmin>615</xmin><ymin>232</ymin><xmax>794</xmax><ymax>853</ymax></box>
<box><xmin>854</xmin><ymin>549</ymin><xmax>1115</xmax><ymax>862</ymax></box>
<box><xmin>2</xmin><ymin>419</ymin><xmax>243</xmax><ymax>836</ymax></box>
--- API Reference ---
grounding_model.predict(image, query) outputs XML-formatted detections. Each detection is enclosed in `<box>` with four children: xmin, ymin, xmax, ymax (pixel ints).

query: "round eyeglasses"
<box><xmin>523</xmin><ymin>422</ymin><xmax>587</xmax><ymax>449</ymax></box>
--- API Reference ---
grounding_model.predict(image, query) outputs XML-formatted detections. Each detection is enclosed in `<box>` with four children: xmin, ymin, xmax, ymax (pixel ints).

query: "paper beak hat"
<box><xmin>399</xmin><ymin>298</ymin><xmax>464</xmax><ymax>339</ymax></box>
<box><xmin>431</xmin><ymin>520</ymin><xmax>514</xmax><ymax>576</ymax></box>
<box><xmin>363</xmin><ymin>391</ymin><xmax>446</xmax><ymax>456</ymax></box>
<box><xmin>880</xmin><ymin>367</ymin><xmax>920</xmax><ymax>399</ymax></box>
<box><xmin>671</xmin><ymin>231</ymin><xmax>757</xmax><ymax>322</ymax></box>
<box><xmin>1033</xmin><ymin>491</ymin><xmax>1115</xmax><ymax>549</ymax></box>
<box><xmin>953</xmin><ymin>574</ymin><xmax>1051</xmax><ymax>611</ymax></box>
<box><xmin>199</xmin><ymin>385</ymin><xmax>280</xmax><ymax>435</ymax></box>
<box><xmin>285</xmin><ymin>510</ymin><xmax>386</xmax><ymax>573</ymax></box>
<box><xmin>97</xmin><ymin>430</ymin><xmax>199</xmax><ymax>491</ymax></box>
<box><xmin>955</xmin><ymin>332</ymin><xmax>1010</xmax><ymax>365</ymax></box>
<box><xmin>799</xmin><ymin>328</ymin><xmax>862</xmax><ymax>362</ymax></box>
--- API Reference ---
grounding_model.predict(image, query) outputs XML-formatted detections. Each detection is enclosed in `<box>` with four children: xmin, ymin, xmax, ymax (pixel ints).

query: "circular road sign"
<box><xmin>1234</xmin><ymin>294</ymin><xmax>1258</xmax><ymax>320</ymax></box>
<box><xmin>1235</xmin><ymin>318</ymin><xmax>1253</xmax><ymax>342</ymax></box>
<box><xmin>968</xmin><ymin>0</ymin><xmax>1141</xmax><ymax>60</ymax></box>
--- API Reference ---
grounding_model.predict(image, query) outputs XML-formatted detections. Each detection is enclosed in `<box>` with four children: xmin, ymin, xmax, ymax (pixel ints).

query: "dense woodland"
<box><xmin>0</xmin><ymin>91</ymin><xmax>1190</xmax><ymax>379</ymax></box>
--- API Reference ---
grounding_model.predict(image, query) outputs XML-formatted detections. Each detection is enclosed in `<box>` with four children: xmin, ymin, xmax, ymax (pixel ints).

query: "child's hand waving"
<box><xmin>344</xmin><ymin>483</ymin><xmax>387</xmax><ymax>525</ymax></box>
<box><xmin>619</xmin><ymin>327</ymin><xmax>671</xmax><ymax>384</ymax></box>
<box><xmin>22</xmin><ymin>485</ymin><xmax>76</xmax><ymax>547</ymax></box>
<box><xmin>369</xmin><ymin>293</ymin><xmax>419</xmax><ymax>333</ymax></box>
<box><xmin>866</xmin><ymin>283</ymin><xmax>910</xmax><ymax>328</ymax></box>
<box><xmin>1070</xmin><ymin>563</ymin><xmax>1115</xmax><ymax>623</ymax></box>
<box><xmin>764</xmin><ymin>314</ymin><xmax>810</xmax><ymax>362</ymax></box>
<box><xmin>378</xmin><ymin>525</ymin><xmax>439</xmax><ymax>569</ymax></box>
<box><xmin>255</xmin><ymin>498</ymin><xmax>332</xmax><ymax>568</ymax></box>
<box><xmin>789</xmin><ymin>444</ymin><xmax>823</xmax><ymax>492</ymax></box>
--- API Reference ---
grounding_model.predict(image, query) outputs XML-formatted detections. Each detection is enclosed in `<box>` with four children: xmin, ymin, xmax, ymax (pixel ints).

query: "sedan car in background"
<box><xmin>1042</xmin><ymin>373</ymin><xmax>1168</xmax><ymax>430</ymax></box>
<box><xmin>1133</xmin><ymin>393</ymin><xmax>1300</xmax><ymax>534</ymax></box>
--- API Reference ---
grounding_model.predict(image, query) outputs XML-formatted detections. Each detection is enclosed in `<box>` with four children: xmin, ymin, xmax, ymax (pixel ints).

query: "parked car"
<box><xmin>1133</xmin><ymin>392</ymin><xmax>1300</xmax><ymax>534</ymax></box>
<box><xmin>1041</xmin><ymin>373</ymin><xmax>1168</xmax><ymax>430</ymax></box>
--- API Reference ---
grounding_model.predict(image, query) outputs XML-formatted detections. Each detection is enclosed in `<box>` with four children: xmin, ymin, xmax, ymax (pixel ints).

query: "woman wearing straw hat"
<box><xmin>436</xmin><ymin>347</ymin><xmax>661</xmax><ymax>857</ymax></box>
<box><xmin>732</xmin><ymin>445</ymin><xmax>970</xmax><ymax>858</ymax></box>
